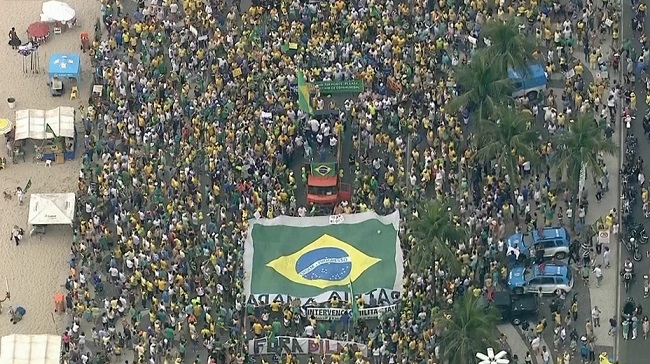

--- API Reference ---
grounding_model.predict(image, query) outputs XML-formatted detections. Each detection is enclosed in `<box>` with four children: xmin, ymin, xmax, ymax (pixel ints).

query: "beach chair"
<box><xmin>70</xmin><ymin>85</ymin><xmax>78</xmax><ymax>100</ymax></box>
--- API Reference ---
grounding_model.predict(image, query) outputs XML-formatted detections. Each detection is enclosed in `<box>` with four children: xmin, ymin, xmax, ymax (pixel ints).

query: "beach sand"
<box><xmin>0</xmin><ymin>0</ymin><xmax>100</xmax><ymax>335</ymax></box>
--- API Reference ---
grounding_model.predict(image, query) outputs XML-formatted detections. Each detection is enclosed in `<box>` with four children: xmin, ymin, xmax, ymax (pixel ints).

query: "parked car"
<box><xmin>507</xmin><ymin>227</ymin><xmax>571</xmax><ymax>260</ymax></box>
<box><xmin>493</xmin><ymin>291</ymin><xmax>539</xmax><ymax>325</ymax></box>
<box><xmin>508</xmin><ymin>63</ymin><xmax>548</xmax><ymax>99</ymax></box>
<box><xmin>508</xmin><ymin>262</ymin><xmax>574</xmax><ymax>295</ymax></box>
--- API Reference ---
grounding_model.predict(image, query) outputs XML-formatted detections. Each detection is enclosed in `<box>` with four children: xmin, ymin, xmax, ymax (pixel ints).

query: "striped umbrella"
<box><xmin>0</xmin><ymin>119</ymin><xmax>12</xmax><ymax>135</ymax></box>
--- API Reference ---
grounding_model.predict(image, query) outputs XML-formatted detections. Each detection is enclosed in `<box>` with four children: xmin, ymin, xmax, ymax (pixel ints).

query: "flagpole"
<box><xmin>346</xmin><ymin>318</ymin><xmax>350</xmax><ymax>341</ymax></box>
<box><xmin>348</xmin><ymin>279</ymin><xmax>359</xmax><ymax>337</ymax></box>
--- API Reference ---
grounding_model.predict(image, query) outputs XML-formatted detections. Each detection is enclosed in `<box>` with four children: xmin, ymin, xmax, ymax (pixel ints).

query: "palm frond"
<box><xmin>448</xmin><ymin>54</ymin><xmax>514</xmax><ymax>119</ymax></box>
<box><xmin>433</xmin><ymin>295</ymin><xmax>500</xmax><ymax>364</ymax></box>
<box><xmin>408</xmin><ymin>201</ymin><xmax>468</xmax><ymax>275</ymax></box>
<box><xmin>552</xmin><ymin>113</ymin><xmax>618</xmax><ymax>189</ymax></box>
<box><xmin>482</xmin><ymin>17</ymin><xmax>535</xmax><ymax>74</ymax></box>
<box><xmin>475</xmin><ymin>107</ymin><xmax>540</xmax><ymax>184</ymax></box>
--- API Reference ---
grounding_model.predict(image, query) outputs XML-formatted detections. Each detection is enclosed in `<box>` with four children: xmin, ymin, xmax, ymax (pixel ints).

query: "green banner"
<box><xmin>243</xmin><ymin>212</ymin><xmax>404</xmax><ymax>305</ymax></box>
<box><xmin>313</xmin><ymin>80</ymin><xmax>364</xmax><ymax>94</ymax></box>
<box><xmin>310</xmin><ymin>162</ymin><xmax>337</xmax><ymax>177</ymax></box>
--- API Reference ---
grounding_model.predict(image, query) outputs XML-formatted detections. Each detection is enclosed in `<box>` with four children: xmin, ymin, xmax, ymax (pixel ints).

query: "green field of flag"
<box><xmin>243</xmin><ymin>211</ymin><xmax>403</xmax><ymax>302</ymax></box>
<box><xmin>309</xmin><ymin>162</ymin><xmax>337</xmax><ymax>177</ymax></box>
<box><xmin>297</xmin><ymin>70</ymin><xmax>313</xmax><ymax>115</ymax></box>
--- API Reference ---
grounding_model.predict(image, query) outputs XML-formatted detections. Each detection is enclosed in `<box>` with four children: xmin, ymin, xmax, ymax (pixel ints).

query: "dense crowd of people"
<box><xmin>54</xmin><ymin>0</ymin><xmax>631</xmax><ymax>363</ymax></box>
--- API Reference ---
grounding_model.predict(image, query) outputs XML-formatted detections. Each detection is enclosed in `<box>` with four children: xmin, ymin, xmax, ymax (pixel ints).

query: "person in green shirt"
<box><xmin>271</xmin><ymin>319</ymin><xmax>282</xmax><ymax>336</ymax></box>
<box><xmin>164</xmin><ymin>326</ymin><xmax>175</xmax><ymax>343</ymax></box>
<box><xmin>178</xmin><ymin>339</ymin><xmax>186</xmax><ymax>359</ymax></box>
<box><xmin>512</xmin><ymin>354</ymin><xmax>519</xmax><ymax>364</ymax></box>
<box><xmin>581</xmin><ymin>265</ymin><xmax>590</xmax><ymax>286</ymax></box>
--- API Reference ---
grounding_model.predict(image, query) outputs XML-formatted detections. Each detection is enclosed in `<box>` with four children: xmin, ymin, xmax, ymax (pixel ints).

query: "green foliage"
<box><xmin>475</xmin><ymin>107</ymin><xmax>540</xmax><ymax>186</ymax></box>
<box><xmin>482</xmin><ymin>17</ymin><xmax>535</xmax><ymax>74</ymax></box>
<box><xmin>408</xmin><ymin>201</ymin><xmax>468</xmax><ymax>276</ymax></box>
<box><xmin>447</xmin><ymin>53</ymin><xmax>514</xmax><ymax>121</ymax></box>
<box><xmin>552</xmin><ymin>113</ymin><xmax>618</xmax><ymax>192</ymax></box>
<box><xmin>433</xmin><ymin>294</ymin><xmax>500</xmax><ymax>364</ymax></box>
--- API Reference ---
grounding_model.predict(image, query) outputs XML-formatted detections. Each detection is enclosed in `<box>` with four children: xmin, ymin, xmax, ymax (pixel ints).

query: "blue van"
<box><xmin>508</xmin><ymin>263</ymin><xmax>574</xmax><ymax>295</ymax></box>
<box><xmin>508</xmin><ymin>64</ymin><xmax>548</xmax><ymax>99</ymax></box>
<box><xmin>507</xmin><ymin>227</ymin><xmax>571</xmax><ymax>260</ymax></box>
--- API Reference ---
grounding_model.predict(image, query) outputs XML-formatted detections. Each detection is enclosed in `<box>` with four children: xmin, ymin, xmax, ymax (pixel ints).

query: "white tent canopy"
<box><xmin>28</xmin><ymin>193</ymin><xmax>75</xmax><ymax>225</ymax></box>
<box><xmin>41</xmin><ymin>1</ymin><xmax>76</xmax><ymax>22</ymax></box>
<box><xmin>0</xmin><ymin>334</ymin><xmax>62</xmax><ymax>364</ymax></box>
<box><xmin>15</xmin><ymin>106</ymin><xmax>75</xmax><ymax>141</ymax></box>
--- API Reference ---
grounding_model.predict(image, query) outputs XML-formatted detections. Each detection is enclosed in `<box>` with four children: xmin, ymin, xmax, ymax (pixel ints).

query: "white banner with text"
<box><xmin>248</xmin><ymin>336</ymin><xmax>368</xmax><ymax>356</ymax></box>
<box><xmin>306</xmin><ymin>304</ymin><xmax>398</xmax><ymax>320</ymax></box>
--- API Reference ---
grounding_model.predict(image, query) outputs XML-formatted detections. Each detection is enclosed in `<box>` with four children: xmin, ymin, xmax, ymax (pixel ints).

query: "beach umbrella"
<box><xmin>41</xmin><ymin>1</ymin><xmax>76</xmax><ymax>22</ymax></box>
<box><xmin>0</xmin><ymin>119</ymin><xmax>13</xmax><ymax>135</ymax></box>
<box><xmin>27</xmin><ymin>22</ymin><xmax>50</xmax><ymax>38</ymax></box>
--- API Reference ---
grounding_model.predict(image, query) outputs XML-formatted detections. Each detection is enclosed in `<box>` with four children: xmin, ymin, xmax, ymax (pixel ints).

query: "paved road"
<box><xmin>618</xmin><ymin>1</ymin><xmax>650</xmax><ymax>363</ymax></box>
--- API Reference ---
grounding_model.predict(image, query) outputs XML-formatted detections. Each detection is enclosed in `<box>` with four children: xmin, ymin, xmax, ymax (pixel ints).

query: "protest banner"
<box><xmin>312</xmin><ymin>80</ymin><xmax>364</xmax><ymax>94</ymax></box>
<box><xmin>306</xmin><ymin>304</ymin><xmax>398</xmax><ymax>320</ymax></box>
<box><xmin>248</xmin><ymin>336</ymin><xmax>368</xmax><ymax>356</ymax></box>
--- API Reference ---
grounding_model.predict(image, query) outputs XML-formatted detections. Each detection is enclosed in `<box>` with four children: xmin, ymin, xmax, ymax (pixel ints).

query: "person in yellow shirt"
<box><xmin>573</xmin><ymin>62</ymin><xmax>584</xmax><ymax>76</ymax></box>
<box><xmin>330</xmin><ymin>297</ymin><xmax>340</xmax><ymax>307</ymax></box>
<box><xmin>252</xmin><ymin>320</ymin><xmax>263</xmax><ymax>337</ymax></box>
<box><xmin>270</xmin><ymin>300</ymin><xmax>281</xmax><ymax>313</ymax></box>
<box><xmin>330</xmin><ymin>353</ymin><xmax>340</xmax><ymax>363</ymax></box>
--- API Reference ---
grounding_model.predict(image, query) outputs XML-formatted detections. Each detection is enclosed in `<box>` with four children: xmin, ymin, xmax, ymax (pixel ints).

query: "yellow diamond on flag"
<box><xmin>315</xmin><ymin>164</ymin><xmax>331</xmax><ymax>176</ymax></box>
<box><xmin>266</xmin><ymin>234</ymin><xmax>381</xmax><ymax>289</ymax></box>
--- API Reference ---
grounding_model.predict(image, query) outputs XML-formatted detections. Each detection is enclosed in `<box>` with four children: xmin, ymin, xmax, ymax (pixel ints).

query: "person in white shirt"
<box><xmin>329</xmin><ymin>136</ymin><xmax>338</xmax><ymax>152</ymax></box>
<box><xmin>298</xmin><ymin>206</ymin><xmax>307</xmax><ymax>217</ymax></box>
<box><xmin>593</xmin><ymin>265</ymin><xmax>603</xmax><ymax>287</ymax></box>
<box><xmin>11</xmin><ymin>225</ymin><xmax>23</xmax><ymax>246</ymax></box>
<box><xmin>108</xmin><ymin>266</ymin><xmax>119</xmax><ymax>283</ymax></box>
<box><xmin>79</xmin><ymin>272</ymin><xmax>86</xmax><ymax>287</ymax></box>
<box><xmin>15</xmin><ymin>187</ymin><xmax>24</xmax><ymax>205</ymax></box>
<box><xmin>592</xmin><ymin>306</ymin><xmax>602</xmax><ymax>327</ymax></box>
<box><xmin>639</xmin><ymin>171</ymin><xmax>646</xmax><ymax>187</ymax></box>
<box><xmin>506</xmin><ymin>245</ymin><xmax>520</xmax><ymax>260</ymax></box>
<box><xmin>603</xmin><ymin>246</ymin><xmax>611</xmax><ymax>268</ymax></box>
<box><xmin>303</xmin><ymin>324</ymin><xmax>314</xmax><ymax>337</ymax></box>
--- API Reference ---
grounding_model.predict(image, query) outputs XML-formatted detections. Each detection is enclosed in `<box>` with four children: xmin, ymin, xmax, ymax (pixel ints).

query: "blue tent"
<box><xmin>48</xmin><ymin>53</ymin><xmax>81</xmax><ymax>81</ymax></box>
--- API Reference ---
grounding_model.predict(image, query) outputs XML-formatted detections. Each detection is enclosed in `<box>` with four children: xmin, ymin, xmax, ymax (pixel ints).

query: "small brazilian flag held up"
<box><xmin>243</xmin><ymin>211</ymin><xmax>404</xmax><ymax>305</ymax></box>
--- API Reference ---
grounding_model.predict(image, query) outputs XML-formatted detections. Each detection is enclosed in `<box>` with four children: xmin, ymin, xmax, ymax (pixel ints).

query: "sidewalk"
<box><xmin>570</xmin><ymin>46</ymin><xmax>621</xmax><ymax>359</ymax></box>
<box><xmin>498</xmin><ymin>324</ymin><xmax>554</xmax><ymax>364</ymax></box>
<box><xmin>577</xmin><ymin>45</ymin><xmax>621</xmax><ymax>351</ymax></box>
<box><xmin>583</xmin><ymin>138</ymin><xmax>620</xmax><ymax>351</ymax></box>
<box><xmin>555</xmin><ymin>46</ymin><xmax>620</xmax><ymax>352</ymax></box>
<box><xmin>538</xmin><ymin>44</ymin><xmax>620</xmax><ymax>359</ymax></box>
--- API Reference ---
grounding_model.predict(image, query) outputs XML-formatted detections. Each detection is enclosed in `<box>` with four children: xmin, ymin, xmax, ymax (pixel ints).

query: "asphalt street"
<box><xmin>618</xmin><ymin>1</ymin><xmax>649</xmax><ymax>363</ymax></box>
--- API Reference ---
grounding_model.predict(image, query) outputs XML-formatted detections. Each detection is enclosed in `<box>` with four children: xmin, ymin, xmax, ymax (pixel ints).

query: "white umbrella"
<box><xmin>41</xmin><ymin>1</ymin><xmax>75</xmax><ymax>22</ymax></box>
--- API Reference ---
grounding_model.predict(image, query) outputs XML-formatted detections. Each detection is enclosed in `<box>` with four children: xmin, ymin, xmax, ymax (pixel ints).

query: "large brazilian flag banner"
<box><xmin>243</xmin><ymin>211</ymin><xmax>404</xmax><ymax>306</ymax></box>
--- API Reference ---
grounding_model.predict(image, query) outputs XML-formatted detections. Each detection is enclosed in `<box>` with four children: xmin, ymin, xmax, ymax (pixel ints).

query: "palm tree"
<box><xmin>433</xmin><ymin>294</ymin><xmax>500</xmax><ymax>364</ymax></box>
<box><xmin>553</xmin><ymin>113</ymin><xmax>618</xmax><ymax>204</ymax></box>
<box><xmin>475</xmin><ymin>107</ymin><xmax>541</xmax><ymax>220</ymax></box>
<box><xmin>482</xmin><ymin>17</ymin><xmax>535</xmax><ymax>75</ymax></box>
<box><xmin>447</xmin><ymin>53</ymin><xmax>514</xmax><ymax>122</ymax></box>
<box><xmin>408</xmin><ymin>200</ymin><xmax>468</xmax><ymax>277</ymax></box>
